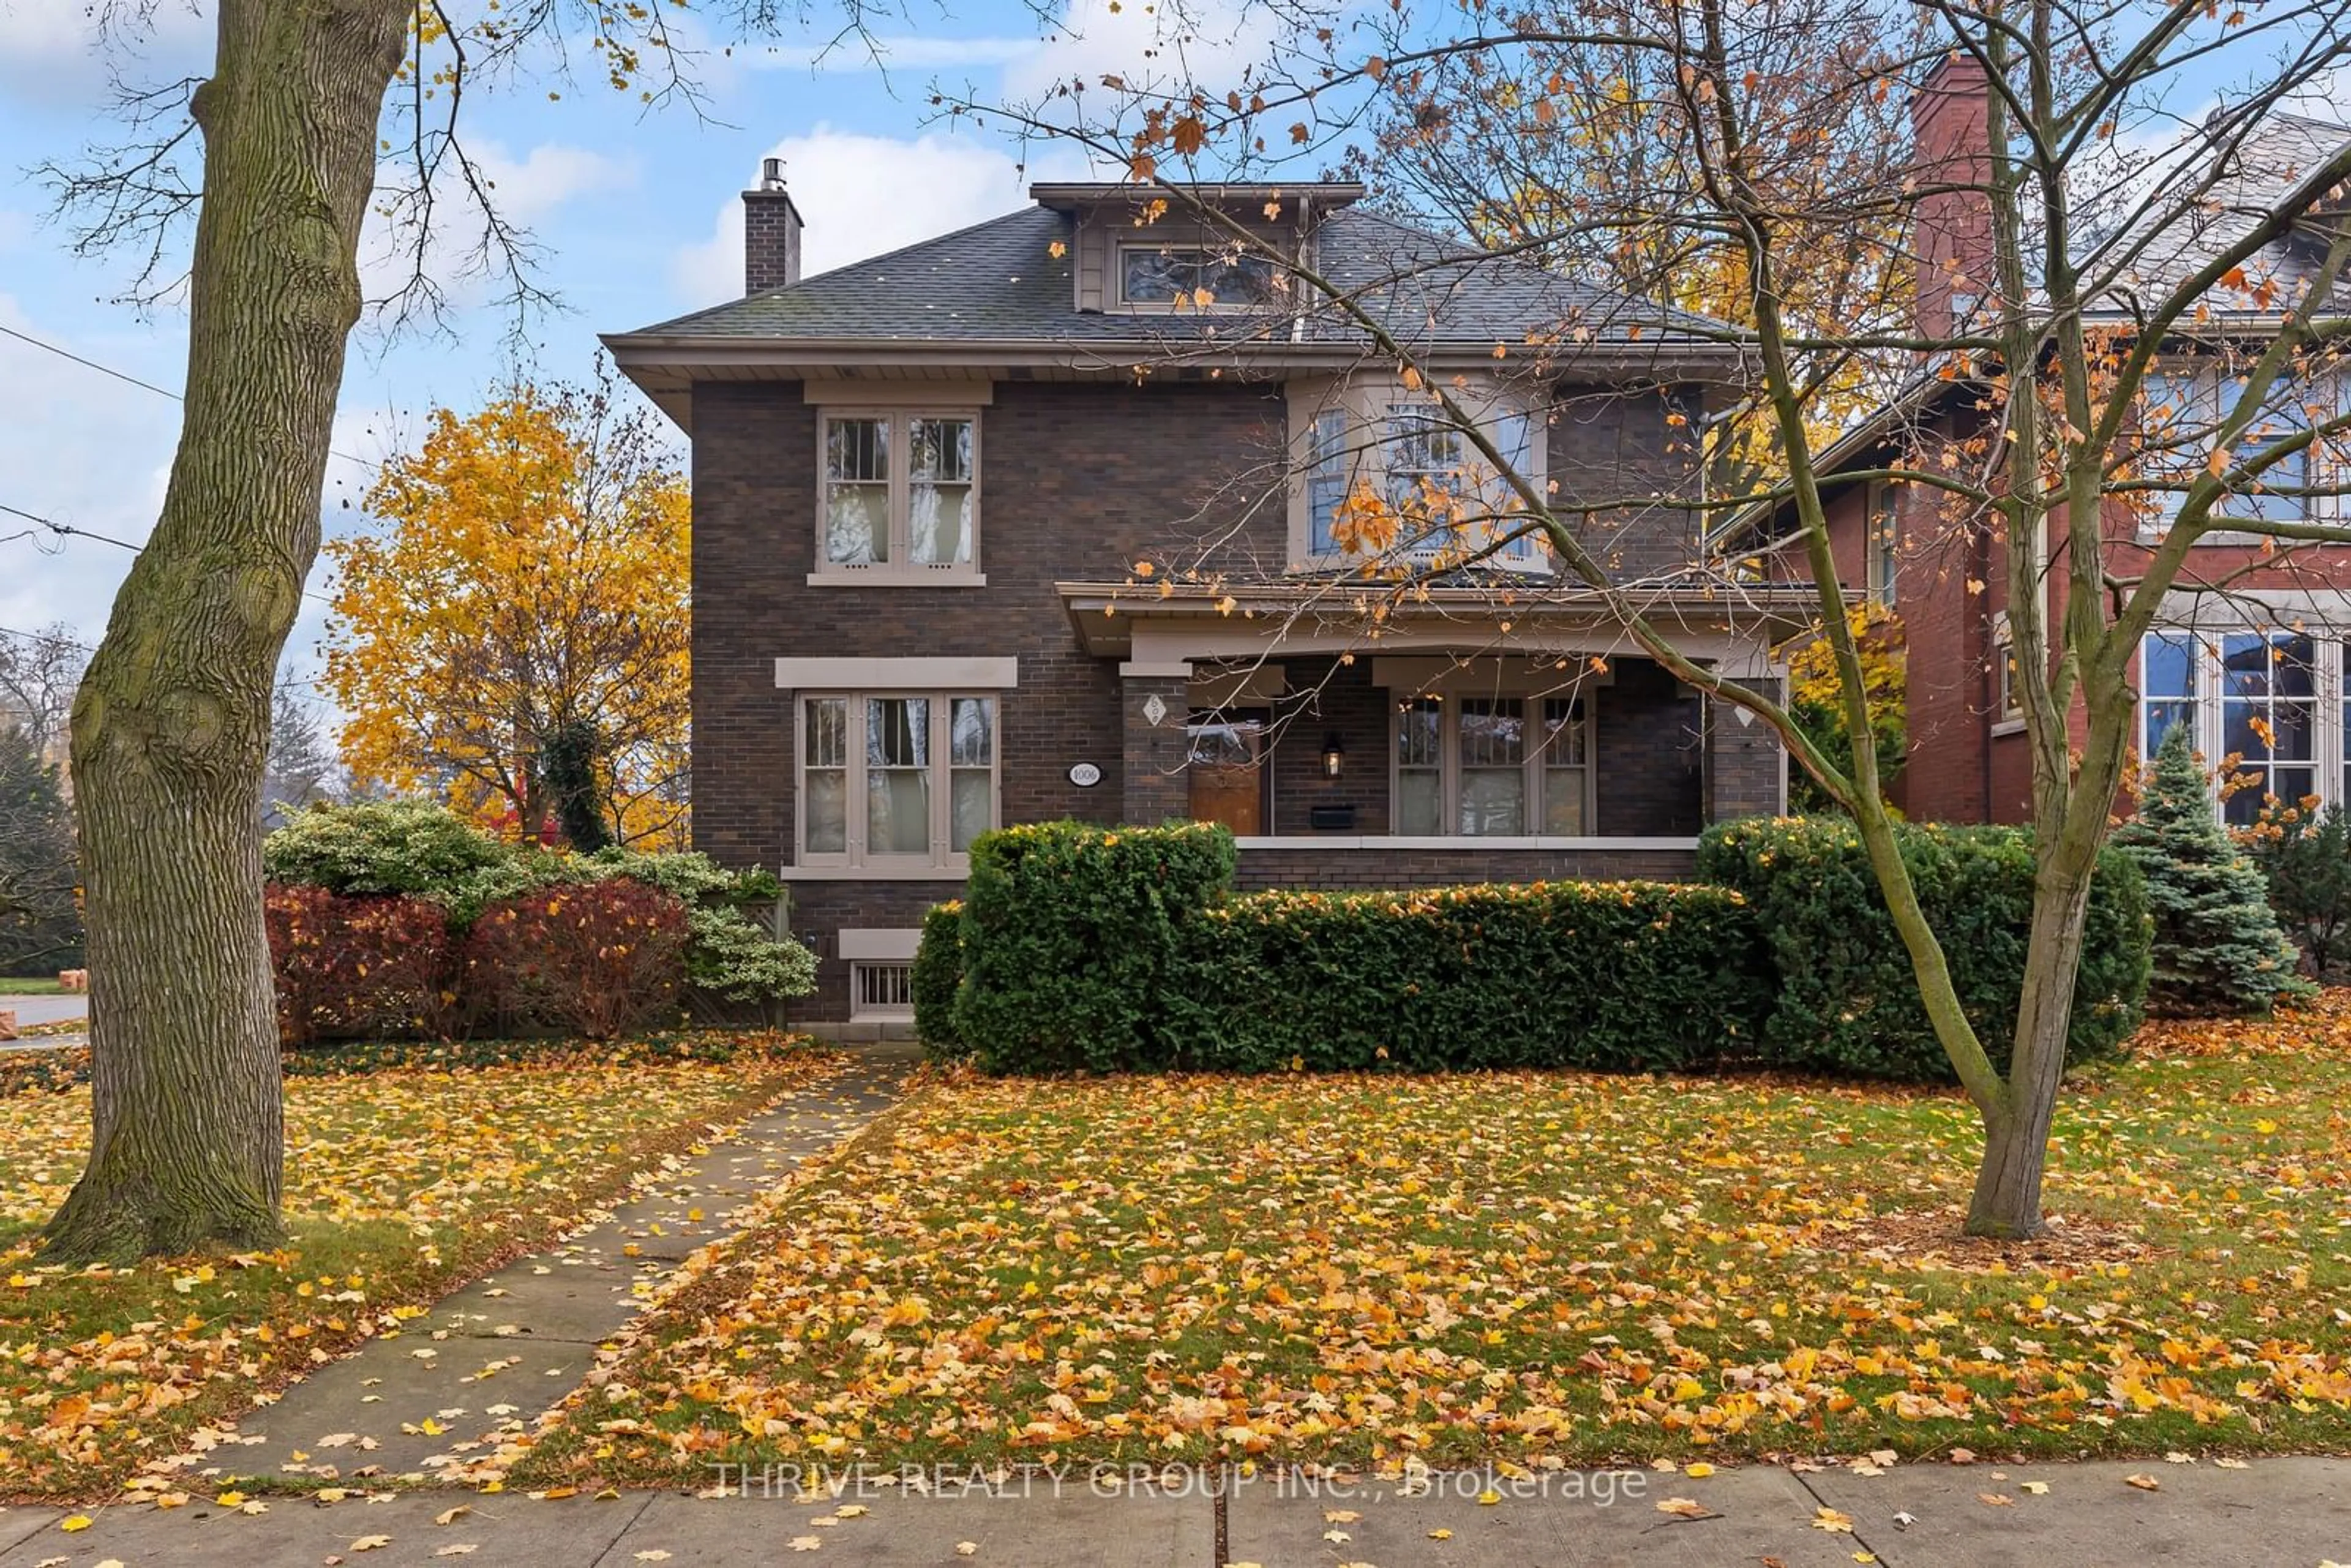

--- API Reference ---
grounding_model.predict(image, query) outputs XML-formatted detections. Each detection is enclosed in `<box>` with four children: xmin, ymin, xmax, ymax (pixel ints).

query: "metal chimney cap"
<box><xmin>759</xmin><ymin>156</ymin><xmax>787</xmax><ymax>190</ymax></box>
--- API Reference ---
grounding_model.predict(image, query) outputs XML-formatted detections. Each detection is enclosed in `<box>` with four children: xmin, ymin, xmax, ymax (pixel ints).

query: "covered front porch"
<box><xmin>1058</xmin><ymin>580</ymin><xmax>1807</xmax><ymax>887</ymax></box>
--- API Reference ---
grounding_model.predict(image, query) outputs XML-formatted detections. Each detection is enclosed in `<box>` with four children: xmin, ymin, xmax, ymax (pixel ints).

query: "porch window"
<box><xmin>798</xmin><ymin>692</ymin><xmax>997</xmax><ymax>868</ymax></box>
<box><xmin>817</xmin><ymin>410</ymin><xmax>980</xmax><ymax>579</ymax></box>
<box><xmin>1392</xmin><ymin>693</ymin><xmax>1590</xmax><ymax>837</ymax></box>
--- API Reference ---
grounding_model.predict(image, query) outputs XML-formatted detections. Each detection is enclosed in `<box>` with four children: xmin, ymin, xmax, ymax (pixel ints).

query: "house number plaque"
<box><xmin>1068</xmin><ymin>762</ymin><xmax>1103</xmax><ymax>788</ymax></box>
<box><xmin>1141</xmin><ymin>694</ymin><xmax>1169</xmax><ymax>726</ymax></box>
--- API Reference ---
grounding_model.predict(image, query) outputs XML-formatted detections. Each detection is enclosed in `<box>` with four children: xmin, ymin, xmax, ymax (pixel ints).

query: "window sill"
<box><xmin>806</xmin><ymin>571</ymin><xmax>987</xmax><ymax>588</ymax></box>
<box><xmin>1990</xmin><ymin>716</ymin><xmax>2027</xmax><ymax>737</ymax></box>
<box><xmin>779</xmin><ymin>862</ymin><xmax>971</xmax><ymax>881</ymax></box>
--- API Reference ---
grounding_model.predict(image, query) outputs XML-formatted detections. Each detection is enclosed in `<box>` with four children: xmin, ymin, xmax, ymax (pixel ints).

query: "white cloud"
<box><xmin>999</xmin><ymin>0</ymin><xmax>1280</xmax><ymax>106</ymax></box>
<box><xmin>0</xmin><ymin>0</ymin><xmax>213</xmax><ymax>107</ymax></box>
<box><xmin>669</xmin><ymin>125</ymin><xmax>1089</xmax><ymax>308</ymax></box>
<box><xmin>357</xmin><ymin>138</ymin><xmax>632</xmax><ymax>314</ymax></box>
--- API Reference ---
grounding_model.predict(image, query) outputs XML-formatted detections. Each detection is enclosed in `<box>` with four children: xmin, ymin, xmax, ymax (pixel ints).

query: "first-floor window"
<box><xmin>1393</xmin><ymin>693</ymin><xmax>1590</xmax><ymax>836</ymax></box>
<box><xmin>2139</xmin><ymin>629</ymin><xmax>2322</xmax><ymax>825</ymax></box>
<box><xmin>798</xmin><ymin>692</ymin><xmax>997</xmax><ymax>867</ymax></box>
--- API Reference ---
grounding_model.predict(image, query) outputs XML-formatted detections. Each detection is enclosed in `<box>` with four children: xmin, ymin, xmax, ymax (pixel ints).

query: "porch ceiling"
<box><xmin>1056</xmin><ymin>578</ymin><xmax>1828</xmax><ymax>667</ymax></box>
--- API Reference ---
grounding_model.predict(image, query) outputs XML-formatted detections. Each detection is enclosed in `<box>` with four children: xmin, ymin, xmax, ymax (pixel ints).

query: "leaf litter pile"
<box><xmin>0</xmin><ymin>1035</ymin><xmax>839</xmax><ymax>1499</ymax></box>
<box><xmin>516</xmin><ymin>1005</ymin><xmax>2351</xmax><ymax>1485</ymax></box>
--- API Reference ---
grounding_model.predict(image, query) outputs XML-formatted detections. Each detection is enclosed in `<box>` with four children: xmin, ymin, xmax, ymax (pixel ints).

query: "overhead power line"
<box><xmin>0</xmin><ymin>322</ymin><xmax>383</xmax><ymax>474</ymax></box>
<box><xmin>0</xmin><ymin>499</ymin><xmax>337</xmax><ymax>609</ymax></box>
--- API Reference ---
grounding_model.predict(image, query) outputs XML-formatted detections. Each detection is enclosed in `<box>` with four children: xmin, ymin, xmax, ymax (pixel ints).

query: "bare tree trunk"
<box><xmin>1967</xmin><ymin>848</ymin><xmax>2098</xmax><ymax>1237</ymax></box>
<box><xmin>42</xmin><ymin>0</ymin><xmax>408</xmax><ymax>1262</ymax></box>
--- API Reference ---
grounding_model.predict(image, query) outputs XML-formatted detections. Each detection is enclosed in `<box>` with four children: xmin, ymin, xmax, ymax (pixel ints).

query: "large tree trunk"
<box><xmin>1965</xmin><ymin>850</ymin><xmax>2098</xmax><ymax>1238</ymax></box>
<box><xmin>42</xmin><ymin>0</ymin><xmax>409</xmax><ymax>1263</ymax></box>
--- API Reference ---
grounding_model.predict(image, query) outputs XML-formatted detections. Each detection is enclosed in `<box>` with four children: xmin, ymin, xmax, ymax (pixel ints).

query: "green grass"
<box><xmin>0</xmin><ymin>978</ymin><xmax>70</xmax><ymax>996</ymax></box>
<box><xmin>512</xmin><ymin>1001</ymin><xmax>2351</xmax><ymax>1487</ymax></box>
<box><xmin>0</xmin><ymin>1032</ymin><xmax>844</xmax><ymax>1502</ymax></box>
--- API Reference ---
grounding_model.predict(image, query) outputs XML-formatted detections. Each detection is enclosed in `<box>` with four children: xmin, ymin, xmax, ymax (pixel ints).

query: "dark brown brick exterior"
<box><xmin>689</xmin><ymin>377</ymin><xmax>1780</xmax><ymax>1019</ymax></box>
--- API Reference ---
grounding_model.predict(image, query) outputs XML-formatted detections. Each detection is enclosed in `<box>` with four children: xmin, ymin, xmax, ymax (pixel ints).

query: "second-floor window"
<box><xmin>819</xmin><ymin>411</ymin><xmax>979</xmax><ymax>579</ymax></box>
<box><xmin>2135</xmin><ymin>367</ymin><xmax>2339</xmax><ymax>537</ymax></box>
<box><xmin>1296</xmin><ymin>386</ymin><xmax>1544</xmax><ymax>569</ymax></box>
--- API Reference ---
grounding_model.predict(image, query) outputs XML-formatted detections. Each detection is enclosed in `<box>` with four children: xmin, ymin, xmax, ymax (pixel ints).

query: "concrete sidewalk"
<box><xmin>0</xmin><ymin>993</ymin><xmax>85</xmax><ymax>1027</ymax></box>
<box><xmin>2</xmin><ymin>1455</ymin><xmax>2344</xmax><ymax>1564</ymax></box>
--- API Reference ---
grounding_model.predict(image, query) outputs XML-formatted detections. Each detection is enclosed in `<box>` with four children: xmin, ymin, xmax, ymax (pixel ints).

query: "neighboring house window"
<box><xmin>2137</xmin><ymin>629</ymin><xmax>2322</xmax><ymax>825</ymax></box>
<box><xmin>1992</xmin><ymin>613</ymin><xmax>2022</xmax><ymax>721</ymax></box>
<box><xmin>1292</xmin><ymin>382</ymin><xmax>1543</xmax><ymax>570</ymax></box>
<box><xmin>1117</xmin><ymin>245</ymin><xmax>1280</xmax><ymax>308</ymax></box>
<box><xmin>1864</xmin><ymin>481</ymin><xmax>1898</xmax><ymax>607</ymax></box>
<box><xmin>798</xmin><ymin>692</ymin><xmax>997</xmax><ymax>867</ymax></box>
<box><xmin>818</xmin><ymin>411</ymin><xmax>979</xmax><ymax>578</ymax></box>
<box><xmin>2136</xmin><ymin>367</ymin><xmax>2330</xmax><ymax>537</ymax></box>
<box><xmin>1392</xmin><ymin>693</ymin><xmax>1591</xmax><ymax>836</ymax></box>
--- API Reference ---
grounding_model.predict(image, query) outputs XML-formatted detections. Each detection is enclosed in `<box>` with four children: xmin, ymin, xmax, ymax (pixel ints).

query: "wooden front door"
<box><xmin>1188</xmin><ymin>719</ymin><xmax>1265</xmax><ymax>835</ymax></box>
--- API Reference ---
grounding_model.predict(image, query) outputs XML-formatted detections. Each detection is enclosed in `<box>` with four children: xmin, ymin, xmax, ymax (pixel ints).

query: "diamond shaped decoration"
<box><xmin>1142</xmin><ymin>693</ymin><xmax>1168</xmax><ymax>726</ymax></box>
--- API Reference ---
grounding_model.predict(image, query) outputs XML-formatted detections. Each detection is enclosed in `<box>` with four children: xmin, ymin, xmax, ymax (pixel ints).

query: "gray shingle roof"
<box><xmin>2091</xmin><ymin>110</ymin><xmax>2351</xmax><ymax>313</ymax></box>
<box><xmin>613</xmin><ymin>203</ymin><xmax>1721</xmax><ymax>353</ymax></box>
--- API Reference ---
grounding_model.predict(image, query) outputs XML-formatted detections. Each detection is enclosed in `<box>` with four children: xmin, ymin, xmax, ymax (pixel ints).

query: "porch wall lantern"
<box><xmin>1321</xmin><ymin>733</ymin><xmax>1347</xmax><ymax>779</ymax></box>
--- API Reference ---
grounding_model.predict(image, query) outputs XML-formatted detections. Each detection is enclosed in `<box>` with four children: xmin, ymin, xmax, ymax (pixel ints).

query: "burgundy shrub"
<box><xmin>264</xmin><ymin>885</ymin><xmax>455</xmax><ymax>1046</ymax></box>
<box><xmin>462</xmin><ymin>880</ymin><xmax>689</xmax><ymax>1040</ymax></box>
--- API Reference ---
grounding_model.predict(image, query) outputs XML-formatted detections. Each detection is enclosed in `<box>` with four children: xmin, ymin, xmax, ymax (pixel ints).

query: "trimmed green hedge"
<box><xmin>1697</xmin><ymin>818</ymin><xmax>2151</xmax><ymax>1079</ymax></box>
<box><xmin>928</xmin><ymin>816</ymin><xmax>2154</xmax><ymax>1084</ymax></box>
<box><xmin>912</xmin><ymin>901</ymin><xmax>967</xmax><ymax>1059</ymax></box>
<box><xmin>1163</xmin><ymin>881</ymin><xmax>1768</xmax><ymax>1073</ymax></box>
<box><xmin>954</xmin><ymin>821</ymin><xmax>1235</xmax><ymax>1073</ymax></box>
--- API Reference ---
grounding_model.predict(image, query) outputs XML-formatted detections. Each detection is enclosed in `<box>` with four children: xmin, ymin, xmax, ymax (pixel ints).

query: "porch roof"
<box><xmin>1054</xmin><ymin>577</ymin><xmax>1830</xmax><ymax>668</ymax></box>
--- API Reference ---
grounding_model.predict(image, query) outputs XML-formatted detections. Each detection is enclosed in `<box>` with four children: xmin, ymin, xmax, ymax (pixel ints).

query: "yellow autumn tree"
<box><xmin>325</xmin><ymin>372</ymin><xmax>691</xmax><ymax>849</ymax></box>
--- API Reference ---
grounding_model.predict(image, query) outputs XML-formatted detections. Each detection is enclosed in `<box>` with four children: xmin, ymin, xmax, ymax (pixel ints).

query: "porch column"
<box><xmin>1120</xmin><ymin>664</ymin><xmax>1192</xmax><ymax>825</ymax></box>
<box><xmin>1706</xmin><ymin>675</ymin><xmax>1788</xmax><ymax>822</ymax></box>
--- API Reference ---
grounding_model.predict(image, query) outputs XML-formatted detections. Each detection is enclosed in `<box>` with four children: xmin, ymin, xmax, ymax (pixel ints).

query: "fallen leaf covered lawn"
<box><xmin>517</xmin><ymin>1004</ymin><xmax>2351</xmax><ymax>1484</ymax></box>
<box><xmin>0</xmin><ymin>1034</ymin><xmax>841</xmax><ymax>1500</ymax></box>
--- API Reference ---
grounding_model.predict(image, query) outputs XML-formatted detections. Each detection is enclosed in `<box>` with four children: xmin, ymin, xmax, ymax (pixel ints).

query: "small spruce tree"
<box><xmin>2113</xmin><ymin>725</ymin><xmax>2313</xmax><ymax>1016</ymax></box>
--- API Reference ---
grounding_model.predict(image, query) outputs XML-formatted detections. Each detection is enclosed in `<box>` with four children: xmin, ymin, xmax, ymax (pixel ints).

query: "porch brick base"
<box><xmin>1234</xmin><ymin>846</ymin><xmax>1700</xmax><ymax>891</ymax></box>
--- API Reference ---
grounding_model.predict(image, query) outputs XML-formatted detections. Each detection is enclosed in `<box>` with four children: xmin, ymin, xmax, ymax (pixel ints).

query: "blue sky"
<box><xmin>0</xmin><ymin>0</ymin><xmax>1229</xmax><ymax>680</ymax></box>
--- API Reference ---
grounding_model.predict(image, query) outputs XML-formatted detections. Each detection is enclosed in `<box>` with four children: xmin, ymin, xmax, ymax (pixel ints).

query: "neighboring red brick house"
<box><xmin>606</xmin><ymin>172</ymin><xmax>1801</xmax><ymax>1027</ymax></box>
<box><xmin>1744</xmin><ymin>61</ymin><xmax>2351</xmax><ymax>826</ymax></box>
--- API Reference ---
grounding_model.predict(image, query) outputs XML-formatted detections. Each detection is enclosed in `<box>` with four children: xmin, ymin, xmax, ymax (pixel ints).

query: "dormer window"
<box><xmin>1117</xmin><ymin>245</ymin><xmax>1281</xmax><ymax>309</ymax></box>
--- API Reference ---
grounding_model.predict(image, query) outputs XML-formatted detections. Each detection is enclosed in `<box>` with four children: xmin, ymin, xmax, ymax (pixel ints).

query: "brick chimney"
<box><xmin>743</xmin><ymin>156</ymin><xmax>805</xmax><ymax>295</ymax></box>
<box><xmin>1912</xmin><ymin>52</ymin><xmax>1992</xmax><ymax>339</ymax></box>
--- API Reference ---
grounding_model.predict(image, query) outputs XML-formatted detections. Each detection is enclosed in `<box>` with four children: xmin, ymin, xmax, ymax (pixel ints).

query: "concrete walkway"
<box><xmin>2</xmin><ymin>1454</ymin><xmax>2345</xmax><ymax>1564</ymax></box>
<box><xmin>0</xmin><ymin>993</ymin><xmax>85</xmax><ymax>1028</ymax></box>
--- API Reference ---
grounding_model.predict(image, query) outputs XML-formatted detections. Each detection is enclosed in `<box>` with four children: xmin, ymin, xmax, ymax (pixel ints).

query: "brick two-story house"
<box><xmin>1746</xmin><ymin>61</ymin><xmax>2351</xmax><ymax>826</ymax></box>
<box><xmin>606</xmin><ymin>174</ymin><xmax>1801</xmax><ymax>1027</ymax></box>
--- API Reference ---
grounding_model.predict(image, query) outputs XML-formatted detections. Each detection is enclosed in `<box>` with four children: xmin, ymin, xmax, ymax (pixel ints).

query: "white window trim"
<box><xmin>1864</xmin><ymin>479</ymin><xmax>1899</xmax><ymax>607</ymax></box>
<box><xmin>2135</xmin><ymin>362</ymin><xmax>2342</xmax><ymax>545</ymax></box>
<box><xmin>813</xmin><ymin>407</ymin><xmax>984</xmax><ymax>585</ymax></box>
<box><xmin>792</xmin><ymin>691</ymin><xmax>1000</xmax><ymax>874</ymax></box>
<box><xmin>1990</xmin><ymin>610</ymin><xmax>2023</xmax><ymax>727</ymax></box>
<box><xmin>1389</xmin><ymin>688</ymin><xmax>1595</xmax><ymax>839</ymax></box>
<box><xmin>2137</xmin><ymin>626</ymin><xmax>2336</xmax><ymax>819</ymax></box>
<box><xmin>1286</xmin><ymin>375</ymin><xmax>1552</xmax><ymax>574</ymax></box>
<box><xmin>1112</xmin><ymin>241</ymin><xmax>1285</xmax><ymax>312</ymax></box>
